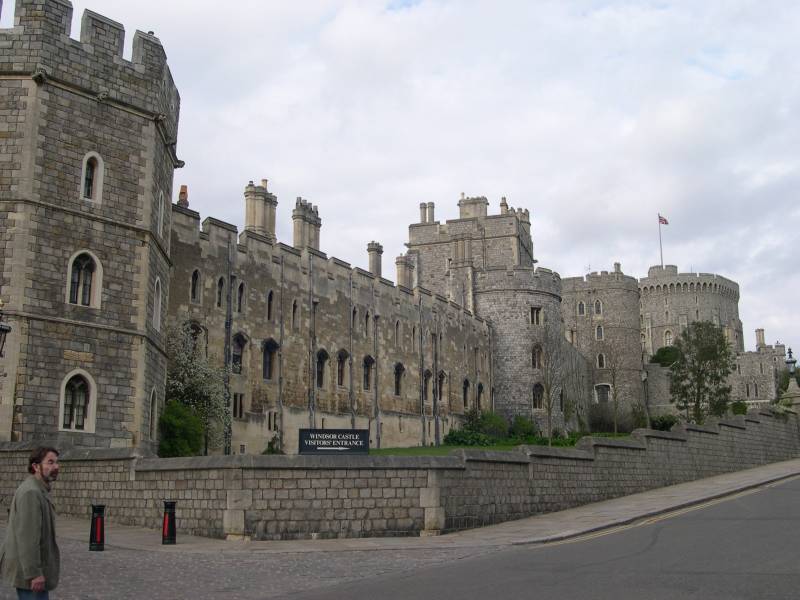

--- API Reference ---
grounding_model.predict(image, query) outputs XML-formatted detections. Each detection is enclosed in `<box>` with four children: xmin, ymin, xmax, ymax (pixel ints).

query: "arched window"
<box><xmin>59</xmin><ymin>370</ymin><xmax>96</xmax><ymax>433</ymax></box>
<box><xmin>462</xmin><ymin>379</ymin><xmax>470</xmax><ymax>409</ymax></box>
<box><xmin>153</xmin><ymin>278</ymin><xmax>162</xmax><ymax>331</ymax></box>
<box><xmin>530</xmin><ymin>306</ymin><xmax>541</xmax><ymax>325</ymax></box>
<box><xmin>292</xmin><ymin>300</ymin><xmax>298</xmax><ymax>330</ymax></box>
<box><xmin>80</xmin><ymin>152</ymin><xmax>104</xmax><ymax>202</ymax></box>
<box><xmin>394</xmin><ymin>320</ymin><xmax>400</xmax><ymax>347</ymax></box>
<box><xmin>597</xmin><ymin>353</ymin><xmax>605</xmax><ymax>369</ymax></box>
<box><xmin>365</xmin><ymin>311</ymin><xmax>371</xmax><ymax>338</ymax></box>
<box><xmin>267</xmin><ymin>291</ymin><xmax>274</xmax><ymax>321</ymax></box>
<box><xmin>477</xmin><ymin>383</ymin><xmax>484</xmax><ymax>411</ymax></box>
<box><xmin>68</xmin><ymin>252</ymin><xmax>100</xmax><ymax>307</ymax></box>
<box><xmin>595</xmin><ymin>384</ymin><xmax>611</xmax><ymax>404</ymax></box>
<box><xmin>363</xmin><ymin>356</ymin><xmax>375</xmax><ymax>390</ymax></box>
<box><xmin>595</xmin><ymin>325</ymin><xmax>604</xmax><ymax>341</ymax></box>
<box><xmin>412</xmin><ymin>326</ymin><xmax>417</xmax><ymax>351</ymax></box>
<box><xmin>531</xmin><ymin>345</ymin><xmax>542</xmax><ymax>369</ymax></box>
<box><xmin>237</xmin><ymin>282</ymin><xmax>245</xmax><ymax>313</ymax></box>
<box><xmin>754</xmin><ymin>383</ymin><xmax>759</xmax><ymax>398</ymax></box>
<box><xmin>190</xmin><ymin>270</ymin><xmax>200</xmax><ymax>303</ymax></box>
<box><xmin>577</xmin><ymin>302</ymin><xmax>585</xmax><ymax>316</ymax></box>
<box><xmin>664</xmin><ymin>330</ymin><xmax>673</xmax><ymax>346</ymax></box>
<box><xmin>316</xmin><ymin>349</ymin><xmax>329</xmax><ymax>389</ymax></box>
<box><xmin>438</xmin><ymin>371</ymin><xmax>447</xmax><ymax>407</ymax></box>
<box><xmin>232</xmin><ymin>333</ymin><xmax>247</xmax><ymax>374</ymax></box>
<box><xmin>746</xmin><ymin>383</ymin><xmax>751</xmax><ymax>398</ymax></box>
<box><xmin>217</xmin><ymin>277</ymin><xmax>224</xmax><ymax>308</ymax></box>
<box><xmin>394</xmin><ymin>363</ymin><xmax>405</xmax><ymax>396</ymax></box>
<box><xmin>594</xmin><ymin>300</ymin><xmax>602</xmax><ymax>315</ymax></box>
<box><xmin>149</xmin><ymin>389</ymin><xmax>158</xmax><ymax>440</ymax></box>
<box><xmin>532</xmin><ymin>383</ymin><xmax>544</xmax><ymax>410</ymax></box>
<box><xmin>423</xmin><ymin>370</ymin><xmax>432</xmax><ymax>402</ymax></box>
<box><xmin>262</xmin><ymin>338</ymin><xmax>279</xmax><ymax>380</ymax></box>
<box><xmin>337</xmin><ymin>350</ymin><xmax>349</xmax><ymax>387</ymax></box>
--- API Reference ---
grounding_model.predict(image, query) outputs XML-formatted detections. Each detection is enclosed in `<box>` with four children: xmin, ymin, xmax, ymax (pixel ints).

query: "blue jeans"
<box><xmin>16</xmin><ymin>589</ymin><xmax>49</xmax><ymax>600</ymax></box>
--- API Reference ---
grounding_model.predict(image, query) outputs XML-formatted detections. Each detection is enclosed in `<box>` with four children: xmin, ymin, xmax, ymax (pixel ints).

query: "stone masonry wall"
<box><xmin>1</xmin><ymin>408</ymin><xmax>797</xmax><ymax>540</ymax></box>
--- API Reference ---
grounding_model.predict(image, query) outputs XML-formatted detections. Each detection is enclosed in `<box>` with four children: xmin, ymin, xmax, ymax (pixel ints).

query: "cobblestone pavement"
<box><xmin>0</xmin><ymin>527</ymin><xmax>495</xmax><ymax>600</ymax></box>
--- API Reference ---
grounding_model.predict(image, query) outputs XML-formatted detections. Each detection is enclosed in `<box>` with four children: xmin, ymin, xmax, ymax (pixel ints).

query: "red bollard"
<box><xmin>89</xmin><ymin>504</ymin><xmax>105</xmax><ymax>551</ymax></box>
<box><xmin>162</xmin><ymin>500</ymin><xmax>176</xmax><ymax>545</ymax></box>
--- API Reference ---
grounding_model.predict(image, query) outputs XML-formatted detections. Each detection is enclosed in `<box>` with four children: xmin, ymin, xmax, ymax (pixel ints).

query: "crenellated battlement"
<box><xmin>170</xmin><ymin>202</ymin><xmax>489</xmax><ymax>330</ymax></box>
<box><xmin>639</xmin><ymin>265</ymin><xmax>739</xmax><ymax>300</ymax></box>
<box><xmin>562</xmin><ymin>262</ymin><xmax>639</xmax><ymax>292</ymax></box>
<box><xmin>476</xmin><ymin>265</ymin><xmax>562</xmax><ymax>299</ymax></box>
<box><xmin>1</xmin><ymin>0</ymin><xmax>180</xmax><ymax>139</ymax></box>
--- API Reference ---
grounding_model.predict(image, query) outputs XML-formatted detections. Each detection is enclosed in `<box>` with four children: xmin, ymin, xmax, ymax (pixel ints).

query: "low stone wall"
<box><xmin>1</xmin><ymin>409</ymin><xmax>798</xmax><ymax>540</ymax></box>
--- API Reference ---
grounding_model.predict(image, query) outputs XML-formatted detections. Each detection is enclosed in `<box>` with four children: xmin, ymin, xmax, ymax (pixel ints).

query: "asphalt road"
<box><xmin>288</xmin><ymin>477</ymin><xmax>800</xmax><ymax>600</ymax></box>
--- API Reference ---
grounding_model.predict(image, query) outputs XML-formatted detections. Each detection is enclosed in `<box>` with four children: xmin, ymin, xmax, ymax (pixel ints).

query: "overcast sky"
<box><xmin>4</xmin><ymin>1</ymin><xmax>798</xmax><ymax>354</ymax></box>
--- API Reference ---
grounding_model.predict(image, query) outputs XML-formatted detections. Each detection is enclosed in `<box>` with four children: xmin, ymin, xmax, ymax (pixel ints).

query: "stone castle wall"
<box><xmin>562</xmin><ymin>264</ymin><xmax>643</xmax><ymax>412</ymax></box>
<box><xmin>1</xmin><ymin>408</ymin><xmax>796</xmax><ymax>540</ymax></box>
<box><xmin>0</xmin><ymin>0</ymin><xmax>180</xmax><ymax>446</ymax></box>
<box><xmin>168</xmin><ymin>200</ymin><xmax>492</xmax><ymax>453</ymax></box>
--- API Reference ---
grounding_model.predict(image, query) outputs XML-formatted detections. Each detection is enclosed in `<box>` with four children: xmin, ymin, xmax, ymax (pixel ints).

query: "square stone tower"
<box><xmin>0</xmin><ymin>0</ymin><xmax>181</xmax><ymax>447</ymax></box>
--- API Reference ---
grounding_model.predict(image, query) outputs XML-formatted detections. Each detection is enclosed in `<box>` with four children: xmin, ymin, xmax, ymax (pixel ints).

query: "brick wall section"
<box><xmin>1</xmin><ymin>409</ymin><xmax>798</xmax><ymax>539</ymax></box>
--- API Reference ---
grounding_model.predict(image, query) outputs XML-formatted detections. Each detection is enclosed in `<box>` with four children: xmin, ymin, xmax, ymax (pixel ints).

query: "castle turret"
<box><xmin>367</xmin><ymin>241</ymin><xmax>383</xmax><ymax>278</ymax></box>
<box><xmin>756</xmin><ymin>328</ymin><xmax>766</xmax><ymax>349</ymax></box>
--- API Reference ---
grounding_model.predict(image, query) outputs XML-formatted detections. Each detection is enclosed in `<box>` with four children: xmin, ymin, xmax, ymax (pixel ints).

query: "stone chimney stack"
<box><xmin>614</xmin><ymin>262</ymin><xmax>621</xmax><ymax>273</ymax></box>
<box><xmin>395</xmin><ymin>254</ymin><xmax>415</xmax><ymax>288</ymax></box>
<box><xmin>419</xmin><ymin>202</ymin><xmax>428</xmax><ymax>223</ymax></box>
<box><xmin>177</xmin><ymin>184</ymin><xmax>189</xmax><ymax>208</ymax></box>
<box><xmin>500</xmin><ymin>196</ymin><xmax>508</xmax><ymax>215</ymax></box>
<box><xmin>244</xmin><ymin>181</ymin><xmax>265</xmax><ymax>234</ymax></box>
<box><xmin>756</xmin><ymin>328</ymin><xmax>766</xmax><ymax>349</ymax></box>
<box><xmin>292</xmin><ymin>197</ymin><xmax>321</xmax><ymax>250</ymax></box>
<box><xmin>367</xmin><ymin>241</ymin><xmax>383</xmax><ymax>278</ymax></box>
<box><xmin>262</xmin><ymin>179</ymin><xmax>277</xmax><ymax>241</ymax></box>
<box><xmin>426</xmin><ymin>202</ymin><xmax>435</xmax><ymax>223</ymax></box>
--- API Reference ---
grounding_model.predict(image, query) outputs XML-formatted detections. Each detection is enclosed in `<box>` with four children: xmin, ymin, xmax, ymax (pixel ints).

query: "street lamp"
<box><xmin>0</xmin><ymin>300</ymin><xmax>11</xmax><ymax>357</ymax></box>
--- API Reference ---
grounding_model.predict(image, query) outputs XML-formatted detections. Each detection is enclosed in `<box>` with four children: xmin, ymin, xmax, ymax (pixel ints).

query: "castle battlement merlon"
<box><xmin>3</xmin><ymin>0</ymin><xmax>180</xmax><ymax>148</ymax></box>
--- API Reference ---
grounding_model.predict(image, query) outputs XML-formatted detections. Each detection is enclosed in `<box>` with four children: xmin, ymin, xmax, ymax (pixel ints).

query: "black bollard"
<box><xmin>89</xmin><ymin>504</ymin><xmax>105</xmax><ymax>551</ymax></box>
<box><xmin>162</xmin><ymin>500</ymin><xmax>176</xmax><ymax>545</ymax></box>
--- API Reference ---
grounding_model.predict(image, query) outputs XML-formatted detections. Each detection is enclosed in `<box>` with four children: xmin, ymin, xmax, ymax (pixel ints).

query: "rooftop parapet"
<box><xmin>2</xmin><ymin>0</ymin><xmax>180</xmax><ymax>143</ymax></box>
<box><xmin>477</xmin><ymin>265</ymin><xmax>562</xmax><ymax>298</ymax></box>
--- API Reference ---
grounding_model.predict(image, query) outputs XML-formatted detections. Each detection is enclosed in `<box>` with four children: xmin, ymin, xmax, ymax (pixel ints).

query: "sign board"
<box><xmin>299</xmin><ymin>429</ymin><xmax>370</xmax><ymax>455</ymax></box>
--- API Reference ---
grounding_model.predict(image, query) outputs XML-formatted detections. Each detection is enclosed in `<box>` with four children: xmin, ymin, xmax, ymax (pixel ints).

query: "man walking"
<box><xmin>0</xmin><ymin>447</ymin><xmax>61</xmax><ymax>599</ymax></box>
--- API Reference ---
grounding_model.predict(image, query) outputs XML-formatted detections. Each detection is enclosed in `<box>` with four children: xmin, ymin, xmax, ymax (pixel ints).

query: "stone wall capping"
<box><xmin>456</xmin><ymin>448</ymin><xmax>530</xmax><ymax>465</ymax></box>
<box><xmin>576</xmin><ymin>436</ymin><xmax>647</xmax><ymax>451</ymax></box>
<box><xmin>630</xmin><ymin>428</ymin><xmax>688</xmax><ymax>443</ymax></box>
<box><xmin>172</xmin><ymin>204</ymin><xmax>200</xmax><ymax>220</ymax></box>
<box><xmin>61</xmin><ymin>447</ymin><xmax>151</xmax><ymax>461</ymax></box>
<box><xmin>716</xmin><ymin>417</ymin><xmax>747</xmax><ymax>430</ymax></box>
<box><xmin>680</xmin><ymin>422</ymin><xmax>720</xmax><ymax>435</ymax></box>
<box><xmin>522</xmin><ymin>445</ymin><xmax>594</xmax><ymax>461</ymax></box>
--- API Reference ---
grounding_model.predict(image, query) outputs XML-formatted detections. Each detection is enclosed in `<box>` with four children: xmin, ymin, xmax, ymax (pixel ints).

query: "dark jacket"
<box><xmin>0</xmin><ymin>475</ymin><xmax>60</xmax><ymax>590</ymax></box>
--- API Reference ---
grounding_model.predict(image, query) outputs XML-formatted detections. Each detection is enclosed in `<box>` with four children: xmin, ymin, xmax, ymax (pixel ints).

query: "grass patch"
<box><xmin>369</xmin><ymin>432</ymin><xmax>631</xmax><ymax>456</ymax></box>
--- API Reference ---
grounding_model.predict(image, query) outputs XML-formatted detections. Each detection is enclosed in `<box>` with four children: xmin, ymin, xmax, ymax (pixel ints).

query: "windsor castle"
<box><xmin>0</xmin><ymin>1</ymin><xmax>787</xmax><ymax>454</ymax></box>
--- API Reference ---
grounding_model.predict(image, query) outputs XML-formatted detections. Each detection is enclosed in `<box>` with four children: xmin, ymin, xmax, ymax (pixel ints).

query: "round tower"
<box><xmin>474</xmin><ymin>266</ymin><xmax>563</xmax><ymax>422</ymax></box>
<box><xmin>639</xmin><ymin>265</ymin><xmax>743</xmax><ymax>355</ymax></box>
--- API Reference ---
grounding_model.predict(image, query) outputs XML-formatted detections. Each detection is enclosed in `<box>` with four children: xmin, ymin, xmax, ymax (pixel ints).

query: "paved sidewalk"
<box><xmin>51</xmin><ymin>457</ymin><xmax>800</xmax><ymax>553</ymax></box>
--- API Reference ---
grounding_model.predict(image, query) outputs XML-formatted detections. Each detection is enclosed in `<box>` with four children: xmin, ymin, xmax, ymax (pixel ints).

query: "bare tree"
<box><xmin>538</xmin><ymin>318</ymin><xmax>567</xmax><ymax>445</ymax></box>
<box><xmin>561</xmin><ymin>344</ymin><xmax>591</xmax><ymax>432</ymax></box>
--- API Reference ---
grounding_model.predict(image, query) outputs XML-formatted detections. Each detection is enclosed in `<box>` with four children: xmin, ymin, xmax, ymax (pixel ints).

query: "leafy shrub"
<box><xmin>443</xmin><ymin>428</ymin><xmax>494</xmax><ymax>446</ymax></box>
<box><xmin>650</xmin><ymin>345</ymin><xmax>681</xmax><ymax>368</ymax></box>
<box><xmin>509</xmin><ymin>416</ymin><xmax>537</xmax><ymax>439</ymax></box>
<box><xmin>262</xmin><ymin>437</ymin><xmax>283</xmax><ymax>454</ymax></box>
<box><xmin>478</xmin><ymin>411</ymin><xmax>509</xmax><ymax>439</ymax></box>
<box><xmin>730</xmin><ymin>400</ymin><xmax>748</xmax><ymax>416</ymax></box>
<box><xmin>158</xmin><ymin>401</ymin><xmax>204</xmax><ymax>457</ymax></box>
<box><xmin>650</xmin><ymin>413</ymin><xmax>679</xmax><ymax>432</ymax></box>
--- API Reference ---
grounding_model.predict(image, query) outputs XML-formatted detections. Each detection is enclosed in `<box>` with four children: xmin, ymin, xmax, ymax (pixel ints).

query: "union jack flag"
<box><xmin>658</xmin><ymin>214</ymin><xmax>669</xmax><ymax>225</ymax></box>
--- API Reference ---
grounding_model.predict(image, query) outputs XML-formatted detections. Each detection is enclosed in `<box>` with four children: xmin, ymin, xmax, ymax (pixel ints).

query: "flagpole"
<box><xmin>658</xmin><ymin>217</ymin><xmax>663</xmax><ymax>267</ymax></box>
